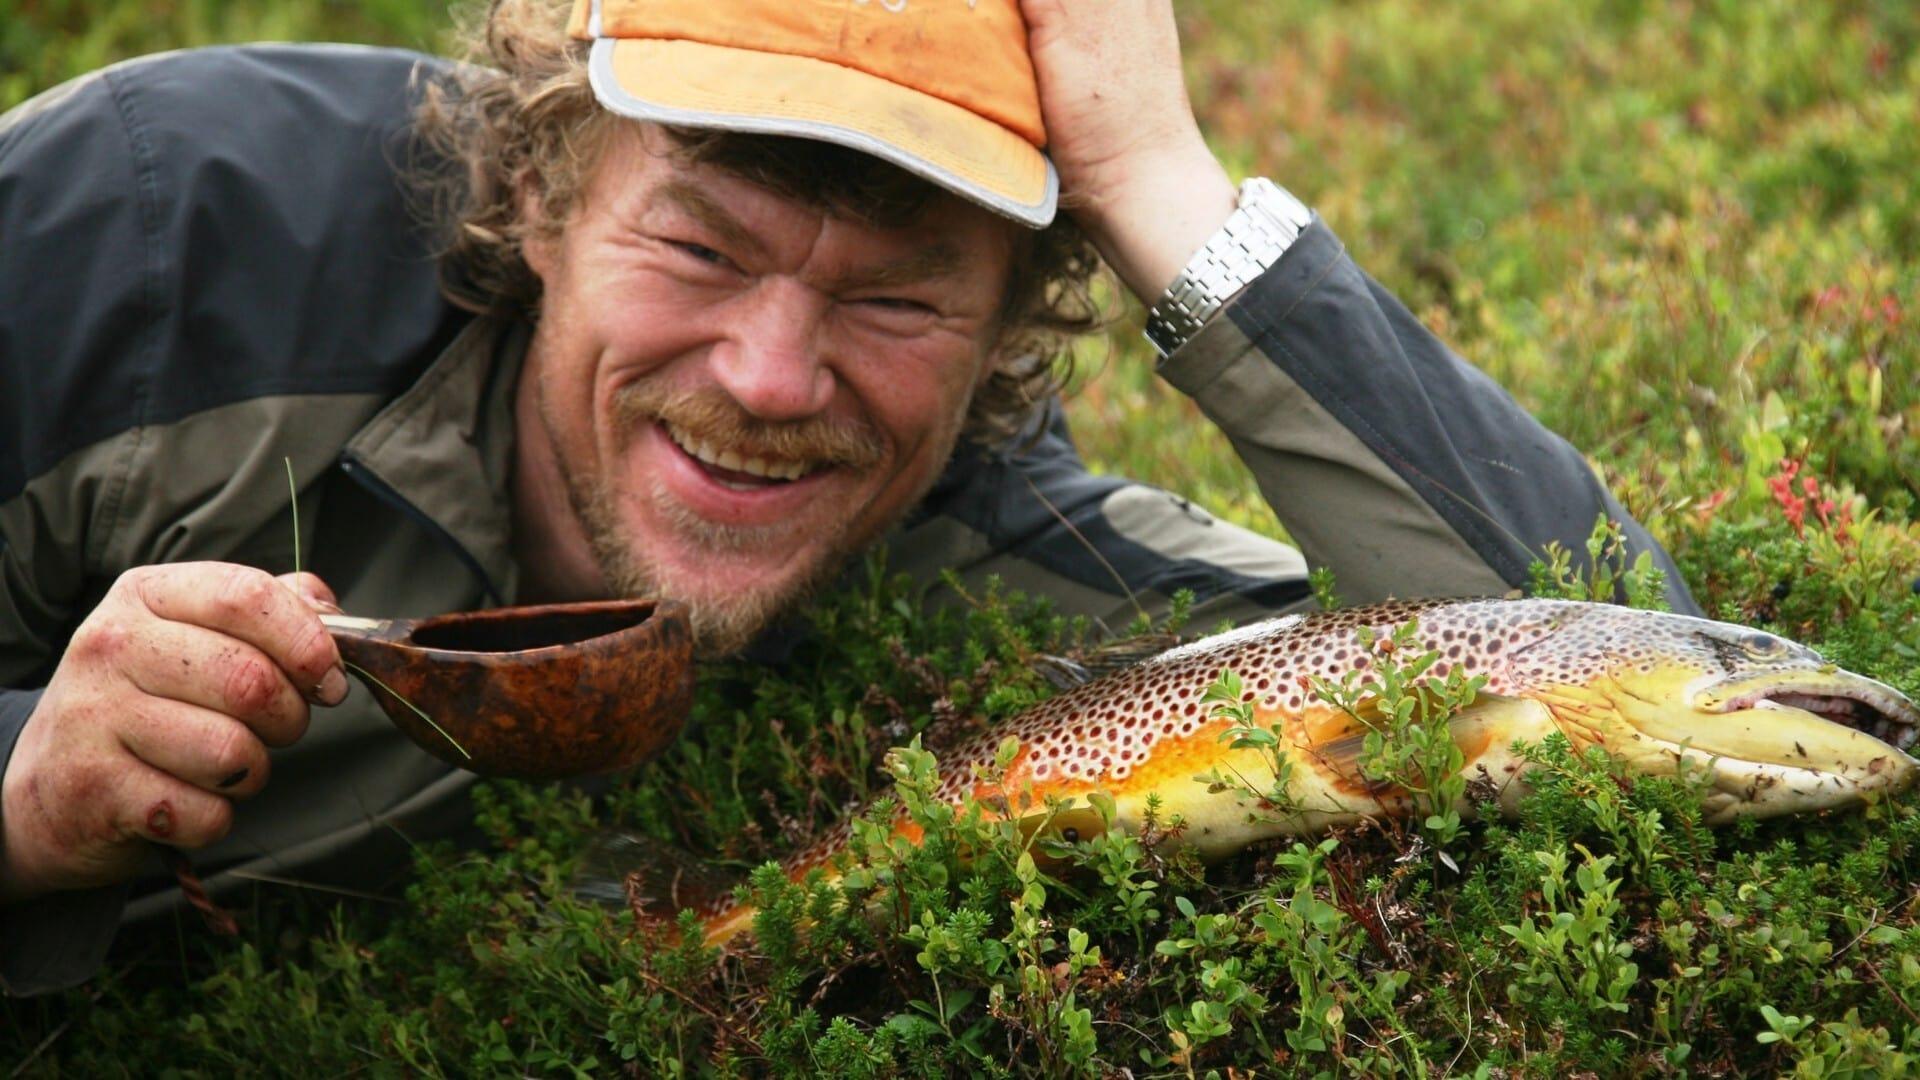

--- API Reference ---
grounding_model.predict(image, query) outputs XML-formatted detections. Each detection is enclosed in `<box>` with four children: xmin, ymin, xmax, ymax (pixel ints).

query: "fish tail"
<box><xmin>572</xmin><ymin>828</ymin><xmax>742</xmax><ymax>933</ymax></box>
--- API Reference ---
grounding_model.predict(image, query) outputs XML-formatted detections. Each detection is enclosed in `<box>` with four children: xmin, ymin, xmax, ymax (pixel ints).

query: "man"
<box><xmin>0</xmin><ymin>0</ymin><xmax>1691</xmax><ymax>994</ymax></box>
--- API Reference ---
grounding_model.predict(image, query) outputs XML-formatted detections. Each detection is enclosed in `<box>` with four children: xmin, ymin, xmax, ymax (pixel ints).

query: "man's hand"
<box><xmin>0</xmin><ymin>564</ymin><xmax>347</xmax><ymax>903</ymax></box>
<box><xmin>1020</xmin><ymin>0</ymin><xmax>1240</xmax><ymax>305</ymax></box>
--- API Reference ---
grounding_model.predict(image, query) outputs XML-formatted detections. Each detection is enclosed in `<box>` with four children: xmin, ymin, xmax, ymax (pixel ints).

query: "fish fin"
<box><xmin>1296</xmin><ymin>692</ymin><xmax>1545</xmax><ymax>797</ymax></box>
<box><xmin>1298</xmin><ymin>697</ymin><xmax>1397</xmax><ymax>796</ymax></box>
<box><xmin>1079</xmin><ymin>631</ymin><xmax>1185</xmax><ymax>679</ymax></box>
<box><xmin>1032</xmin><ymin>653</ymin><xmax>1094</xmax><ymax>690</ymax></box>
<box><xmin>1031</xmin><ymin>631</ymin><xmax>1185</xmax><ymax>690</ymax></box>
<box><xmin>1445</xmin><ymin>693</ymin><xmax>1553</xmax><ymax>767</ymax></box>
<box><xmin>572</xmin><ymin>828</ymin><xmax>741</xmax><ymax>924</ymax></box>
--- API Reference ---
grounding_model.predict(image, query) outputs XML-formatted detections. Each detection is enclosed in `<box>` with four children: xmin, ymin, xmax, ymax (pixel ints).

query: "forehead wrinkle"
<box><xmin>653</xmin><ymin>179</ymin><xmax>768</xmax><ymax>260</ymax></box>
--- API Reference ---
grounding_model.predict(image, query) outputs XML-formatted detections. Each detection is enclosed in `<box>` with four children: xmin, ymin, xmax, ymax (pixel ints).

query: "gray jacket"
<box><xmin>0</xmin><ymin>44</ymin><xmax>1692</xmax><ymax>994</ymax></box>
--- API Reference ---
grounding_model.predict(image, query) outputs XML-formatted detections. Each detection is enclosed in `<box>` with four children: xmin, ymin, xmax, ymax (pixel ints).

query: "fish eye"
<box><xmin>1742</xmin><ymin>631</ymin><xmax>1788</xmax><ymax>657</ymax></box>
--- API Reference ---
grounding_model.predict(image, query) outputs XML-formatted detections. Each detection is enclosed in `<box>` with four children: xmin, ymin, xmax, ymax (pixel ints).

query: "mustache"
<box><xmin>611</xmin><ymin>384</ymin><xmax>886</xmax><ymax>470</ymax></box>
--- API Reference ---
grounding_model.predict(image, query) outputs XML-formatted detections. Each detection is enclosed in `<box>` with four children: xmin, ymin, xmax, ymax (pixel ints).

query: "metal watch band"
<box><xmin>1143</xmin><ymin>177</ymin><xmax>1313</xmax><ymax>358</ymax></box>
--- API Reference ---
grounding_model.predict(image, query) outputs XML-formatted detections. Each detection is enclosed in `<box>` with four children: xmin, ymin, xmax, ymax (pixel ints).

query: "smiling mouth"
<box><xmin>663</xmin><ymin>423</ymin><xmax>826</xmax><ymax>489</ymax></box>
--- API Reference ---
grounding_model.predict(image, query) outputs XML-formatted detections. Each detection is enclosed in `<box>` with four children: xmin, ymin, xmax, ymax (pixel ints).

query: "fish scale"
<box><xmin>598</xmin><ymin>598</ymin><xmax>1920</xmax><ymax>945</ymax></box>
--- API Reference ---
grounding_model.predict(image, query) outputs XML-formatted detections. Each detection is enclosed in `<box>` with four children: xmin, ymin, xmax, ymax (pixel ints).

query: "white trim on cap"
<box><xmin>586</xmin><ymin>39</ymin><xmax>1058</xmax><ymax>229</ymax></box>
<box><xmin>588</xmin><ymin>0</ymin><xmax>602</xmax><ymax>38</ymax></box>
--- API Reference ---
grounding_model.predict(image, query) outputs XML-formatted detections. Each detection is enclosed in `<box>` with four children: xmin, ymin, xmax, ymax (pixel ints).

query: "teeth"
<box><xmin>668</xmin><ymin>427</ymin><xmax>815</xmax><ymax>481</ymax></box>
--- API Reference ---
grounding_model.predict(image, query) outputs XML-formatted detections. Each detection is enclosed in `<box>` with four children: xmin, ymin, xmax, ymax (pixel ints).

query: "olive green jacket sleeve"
<box><xmin>1156</xmin><ymin>219</ymin><xmax>1692</xmax><ymax>613</ymax></box>
<box><xmin>878</xmin><ymin>218</ymin><xmax>1694</xmax><ymax>637</ymax></box>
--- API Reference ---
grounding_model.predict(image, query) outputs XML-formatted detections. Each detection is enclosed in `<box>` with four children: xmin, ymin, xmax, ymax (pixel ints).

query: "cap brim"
<box><xmin>589</xmin><ymin>38</ymin><xmax>1058</xmax><ymax>228</ymax></box>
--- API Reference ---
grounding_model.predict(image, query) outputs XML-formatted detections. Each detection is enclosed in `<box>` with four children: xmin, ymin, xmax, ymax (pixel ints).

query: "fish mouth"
<box><xmin>1704</xmin><ymin>673</ymin><xmax>1920</xmax><ymax>755</ymax></box>
<box><xmin>1608</xmin><ymin>668</ymin><xmax>1920</xmax><ymax>822</ymax></box>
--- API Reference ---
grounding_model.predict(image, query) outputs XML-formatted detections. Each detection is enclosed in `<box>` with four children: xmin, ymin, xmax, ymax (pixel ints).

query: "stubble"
<box><xmin>546</xmin><ymin>381</ymin><xmax>939</xmax><ymax>657</ymax></box>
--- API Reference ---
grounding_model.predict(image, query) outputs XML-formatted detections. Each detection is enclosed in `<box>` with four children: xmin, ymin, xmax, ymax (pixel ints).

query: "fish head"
<box><xmin>1510</xmin><ymin>604</ymin><xmax>1918</xmax><ymax>821</ymax></box>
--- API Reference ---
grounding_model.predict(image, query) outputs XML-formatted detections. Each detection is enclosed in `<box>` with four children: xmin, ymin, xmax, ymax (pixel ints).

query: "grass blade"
<box><xmin>285</xmin><ymin>456</ymin><xmax>302</xmax><ymax>577</ymax></box>
<box><xmin>342</xmin><ymin>660</ymin><xmax>472</xmax><ymax>760</ymax></box>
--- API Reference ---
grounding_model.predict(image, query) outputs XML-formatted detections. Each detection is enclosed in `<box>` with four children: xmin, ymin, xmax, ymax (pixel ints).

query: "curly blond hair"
<box><xmin>410</xmin><ymin>0</ymin><xmax>1103</xmax><ymax>443</ymax></box>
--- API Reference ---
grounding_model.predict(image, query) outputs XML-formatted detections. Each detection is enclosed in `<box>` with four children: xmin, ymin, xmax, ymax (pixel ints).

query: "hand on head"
<box><xmin>1017</xmin><ymin>0</ymin><xmax>1239</xmax><ymax>300</ymax></box>
<box><xmin>0</xmin><ymin>564</ymin><xmax>346</xmax><ymax>902</ymax></box>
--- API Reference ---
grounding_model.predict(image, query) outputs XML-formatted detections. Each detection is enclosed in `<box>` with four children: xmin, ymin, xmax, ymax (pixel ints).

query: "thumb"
<box><xmin>276</xmin><ymin>571</ymin><xmax>342</xmax><ymax>615</ymax></box>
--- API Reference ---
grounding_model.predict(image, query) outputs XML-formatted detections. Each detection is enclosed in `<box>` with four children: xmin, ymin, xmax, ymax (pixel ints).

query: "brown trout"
<box><xmin>603</xmin><ymin>599</ymin><xmax>1920</xmax><ymax>945</ymax></box>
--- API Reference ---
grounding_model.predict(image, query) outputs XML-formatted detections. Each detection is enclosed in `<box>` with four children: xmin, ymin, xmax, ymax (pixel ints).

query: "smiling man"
<box><xmin>0</xmin><ymin>0</ymin><xmax>1693</xmax><ymax>994</ymax></box>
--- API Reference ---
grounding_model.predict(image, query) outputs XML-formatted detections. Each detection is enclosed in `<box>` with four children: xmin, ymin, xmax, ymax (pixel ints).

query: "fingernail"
<box><xmin>218</xmin><ymin>768</ymin><xmax>250</xmax><ymax>789</ymax></box>
<box><xmin>318</xmin><ymin>665</ymin><xmax>349</xmax><ymax>706</ymax></box>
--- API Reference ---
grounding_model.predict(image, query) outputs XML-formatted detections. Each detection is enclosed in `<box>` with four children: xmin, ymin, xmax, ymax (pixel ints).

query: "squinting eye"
<box><xmin>671</xmin><ymin>241</ymin><xmax>730</xmax><ymax>267</ymax></box>
<box><xmin>858</xmin><ymin>297</ymin><xmax>936</xmax><ymax>315</ymax></box>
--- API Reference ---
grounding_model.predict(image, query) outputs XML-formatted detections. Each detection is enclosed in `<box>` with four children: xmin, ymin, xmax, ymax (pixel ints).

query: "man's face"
<box><xmin>517</xmin><ymin>127</ymin><xmax>1017</xmax><ymax>654</ymax></box>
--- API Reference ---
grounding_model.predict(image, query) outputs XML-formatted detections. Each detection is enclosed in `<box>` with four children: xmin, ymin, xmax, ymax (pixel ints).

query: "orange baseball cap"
<box><xmin>570</xmin><ymin>0</ymin><xmax>1058</xmax><ymax>228</ymax></box>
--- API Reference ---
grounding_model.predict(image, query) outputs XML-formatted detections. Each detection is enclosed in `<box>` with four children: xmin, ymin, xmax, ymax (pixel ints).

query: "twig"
<box><xmin>806</xmin><ymin>949</ymin><xmax>882</xmax><ymax>1010</ymax></box>
<box><xmin>631</xmin><ymin>967</ymin><xmax>764</xmax><ymax>1057</ymax></box>
<box><xmin>9</xmin><ymin>957</ymin><xmax>133</xmax><ymax>1078</ymax></box>
<box><xmin>10</xmin><ymin>1015</ymin><xmax>79</xmax><ymax>1080</ymax></box>
<box><xmin>1020</xmin><ymin>473</ymin><xmax>1147</xmax><ymax>624</ymax></box>
<box><xmin>155</xmin><ymin>844</ymin><xmax>240</xmax><ymax>937</ymax></box>
<box><xmin>1865</xmin><ymin>960</ymin><xmax>1920</xmax><ymax>1028</ymax></box>
<box><xmin>224</xmin><ymin>869</ymin><xmax>400</xmax><ymax>904</ymax></box>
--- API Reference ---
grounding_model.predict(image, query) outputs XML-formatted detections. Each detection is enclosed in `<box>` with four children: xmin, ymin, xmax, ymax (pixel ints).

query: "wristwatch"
<box><xmin>1143</xmin><ymin>177</ymin><xmax>1314</xmax><ymax>358</ymax></box>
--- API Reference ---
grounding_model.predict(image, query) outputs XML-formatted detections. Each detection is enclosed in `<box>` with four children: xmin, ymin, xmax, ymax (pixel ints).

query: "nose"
<box><xmin>709</xmin><ymin>279</ymin><xmax>837</xmax><ymax>422</ymax></box>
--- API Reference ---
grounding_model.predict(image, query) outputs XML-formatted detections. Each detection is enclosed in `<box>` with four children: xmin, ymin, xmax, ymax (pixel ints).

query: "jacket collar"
<box><xmin>340</xmin><ymin>316</ymin><xmax>528</xmax><ymax>605</ymax></box>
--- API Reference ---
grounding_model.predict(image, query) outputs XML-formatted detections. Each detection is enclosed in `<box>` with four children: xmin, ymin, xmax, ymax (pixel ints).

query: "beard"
<box><xmin>544</xmin><ymin>380</ymin><xmax>937</xmax><ymax>658</ymax></box>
